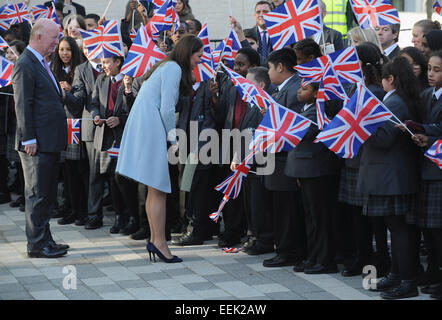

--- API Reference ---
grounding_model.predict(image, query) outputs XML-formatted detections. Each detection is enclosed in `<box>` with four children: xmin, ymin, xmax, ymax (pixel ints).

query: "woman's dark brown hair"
<box><xmin>143</xmin><ymin>34</ymin><xmax>203</xmax><ymax>96</ymax></box>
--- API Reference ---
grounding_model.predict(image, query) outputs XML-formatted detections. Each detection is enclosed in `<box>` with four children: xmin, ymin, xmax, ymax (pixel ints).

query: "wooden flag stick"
<box><xmin>131</xmin><ymin>9</ymin><xmax>135</xmax><ymax>30</ymax></box>
<box><xmin>102</xmin><ymin>0</ymin><xmax>114</xmax><ymax>19</ymax></box>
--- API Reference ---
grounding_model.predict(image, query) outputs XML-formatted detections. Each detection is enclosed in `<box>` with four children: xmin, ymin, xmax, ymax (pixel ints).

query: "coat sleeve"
<box><xmin>63</xmin><ymin>67</ymin><xmax>86</xmax><ymax>118</ymax></box>
<box><xmin>90</xmin><ymin>78</ymin><xmax>101</xmax><ymax>119</ymax></box>
<box><xmin>12</xmin><ymin>60</ymin><xmax>36</xmax><ymax>143</ymax></box>
<box><xmin>160</xmin><ymin>62</ymin><xmax>182</xmax><ymax>144</ymax></box>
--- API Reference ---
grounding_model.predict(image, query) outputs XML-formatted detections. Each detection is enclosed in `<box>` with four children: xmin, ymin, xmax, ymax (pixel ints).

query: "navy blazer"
<box><xmin>357</xmin><ymin>92</ymin><xmax>420</xmax><ymax>195</ymax></box>
<box><xmin>420</xmin><ymin>87</ymin><xmax>442</xmax><ymax>180</ymax></box>
<box><xmin>263</xmin><ymin>74</ymin><xmax>303</xmax><ymax>191</ymax></box>
<box><xmin>285</xmin><ymin>104</ymin><xmax>340</xmax><ymax>178</ymax></box>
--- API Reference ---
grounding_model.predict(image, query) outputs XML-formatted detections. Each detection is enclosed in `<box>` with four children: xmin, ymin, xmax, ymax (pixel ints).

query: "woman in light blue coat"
<box><xmin>116</xmin><ymin>35</ymin><xmax>204</xmax><ymax>263</ymax></box>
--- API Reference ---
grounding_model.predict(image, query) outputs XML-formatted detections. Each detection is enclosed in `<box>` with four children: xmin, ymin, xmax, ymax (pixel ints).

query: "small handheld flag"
<box><xmin>67</xmin><ymin>119</ymin><xmax>81</xmax><ymax>145</ymax></box>
<box><xmin>425</xmin><ymin>139</ymin><xmax>442</xmax><ymax>169</ymax></box>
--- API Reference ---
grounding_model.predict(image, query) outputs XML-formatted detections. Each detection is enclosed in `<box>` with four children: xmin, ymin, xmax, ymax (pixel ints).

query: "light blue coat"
<box><xmin>116</xmin><ymin>61</ymin><xmax>182</xmax><ymax>193</ymax></box>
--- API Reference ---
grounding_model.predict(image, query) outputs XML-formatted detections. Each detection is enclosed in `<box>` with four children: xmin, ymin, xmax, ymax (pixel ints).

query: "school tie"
<box><xmin>260</xmin><ymin>31</ymin><xmax>268</xmax><ymax>58</ymax></box>
<box><xmin>42</xmin><ymin>58</ymin><xmax>60</xmax><ymax>94</ymax></box>
<box><xmin>431</xmin><ymin>94</ymin><xmax>437</xmax><ymax>109</ymax></box>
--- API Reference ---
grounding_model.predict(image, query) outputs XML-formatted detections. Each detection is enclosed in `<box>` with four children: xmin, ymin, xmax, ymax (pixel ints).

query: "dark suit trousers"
<box><xmin>113</xmin><ymin>172</ymin><xmax>138</xmax><ymax>219</ymax></box>
<box><xmin>63</xmin><ymin>159</ymin><xmax>88</xmax><ymax>217</ymax></box>
<box><xmin>243</xmin><ymin>174</ymin><xmax>274</xmax><ymax>247</ymax></box>
<box><xmin>300</xmin><ymin>175</ymin><xmax>339</xmax><ymax>266</ymax></box>
<box><xmin>19</xmin><ymin>151</ymin><xmax>60</xmax><ymax>251</ymax></box>
<box><xmin>269</xmin><ymin>189</ymin><xmax>306</xmax><ymax>261</ymax></box>
<box><xmin>185</xmin><ymin>168</ymin><xmax>218</xmax><ymax>237</ymax></box>
<box><xmin>0</xmin><ymin>155</ymin><xmax>9</xmax><ymax>195</ymax></box>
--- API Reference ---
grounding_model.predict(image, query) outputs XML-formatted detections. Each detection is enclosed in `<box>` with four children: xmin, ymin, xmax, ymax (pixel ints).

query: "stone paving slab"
<box><xmin>0</xmin><ymin>202</ymin><xmax>432</xmax><ymax>301</ymax></box>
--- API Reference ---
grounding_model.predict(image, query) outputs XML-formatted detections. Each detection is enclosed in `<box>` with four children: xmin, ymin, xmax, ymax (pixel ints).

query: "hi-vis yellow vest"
<box><xmin>323</xmin><ymin>0</ymin><xmax>348</xmax><ymax>36</ymax></box>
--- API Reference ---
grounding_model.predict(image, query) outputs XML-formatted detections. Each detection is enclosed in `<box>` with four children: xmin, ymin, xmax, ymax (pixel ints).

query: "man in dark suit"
<box><xmin>375</xmin><ymin>24</ymin><xmax>401</xmax><ymax>59</ymax></box>
<box><xmin>262</xmin><ymin>48</ymin><xmax>307</xmax><ymax>268</ymax></box>
<box><xmin>64</xmin><ymin>47</ymin><xmax>103</xmax><ymax>226</ymax></box>
<box><xmin>248</xmin><ymin>1</ymin><xmax>273</xmax><ymax>66</ymax></box>
<box><xmin>12</xmin><ymin>19</ymin><xmax>69</xmax><ymax>258</ymax></box>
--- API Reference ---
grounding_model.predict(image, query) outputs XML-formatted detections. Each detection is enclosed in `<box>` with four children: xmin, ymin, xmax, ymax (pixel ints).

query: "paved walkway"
<box><xmin>0</xmin><ymin>201</ymin><xmax>431</xmax><ymax>301</ymax></box>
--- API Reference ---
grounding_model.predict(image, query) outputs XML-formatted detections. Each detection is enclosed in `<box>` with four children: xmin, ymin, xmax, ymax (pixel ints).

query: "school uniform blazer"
<box><xmin>12</xmin><ymin>48</ymin><xmax>67</xmax><ymax>152</ymax></box>
<box><xmin>64</xmin><ymin>61</ymin><xmax>98</xmax><ymax>142</ymax></box>
<box><xmin>176</xmin><ymin>81</ymin><xmax>216</xmax><ymax>170</ymax></box>
<box><xmin>357</xmin><ymin>92</ymin><xmax>420</xmax><ymax>195</ymax></box>
<box><xmin>263</xmin><ymin>74</ymin><xmax>303</xmax><ymax>191</ymax></box>
<box><xmin>90</xmin><ymin>74</ymin><xmax>128</xmax><ymax>152</ymax></box>
<box><xmin>420</xmin><ymin>88</ymin><xmax>442</xmax><ymax>180</ymax></box>
<box><xmin>285</xmin><ymin>104</ymin><xmax>340</xmax><ymax>178</ymax></box>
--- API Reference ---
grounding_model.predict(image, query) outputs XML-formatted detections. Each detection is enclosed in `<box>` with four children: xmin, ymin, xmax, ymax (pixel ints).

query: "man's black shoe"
<box><xmin>57</xmin><ymin>212</ymin><xmax>77</xmax><ymax>225</ymax></box>
<box><xmin>28</xmin><ymin>246</ymin><xmax>67</xmax><ymax>258</ymax></box>
<box><xmin>369</xmin><ymin>273</ymin><xmax>401</xmax><ymax>292</ymax></box>
<box><xmin>48</xmin><ymin>240</ymin><xmax>70</xmax><ymax>251</ymax></box>
<box><xmin>380</xmin><ymin>280</ymin><xmax>418</xmax><ymax>299</ymax></box>
<box><xmin>421</xmin><ymin>284</ymin><xmax>442</xmax><ymax>294</ymax></box>
<box><xmin>293</xmin><ymin>260</ymin><xmax>314</xmax><ymax>272</ymax></box>
<box><xmin>130</xmin><ymin>227</ymin><xmax>149</xmax><ymax>240</ymax></box>
<box><xmin>84</xmin><ymin>215</ymin><xmax>103</xmax><ymax>230</ymax></box>
<box><xmin>110</xmin><ymin>214</ymin><xmax>126</xmax><ymax>234</ymax></box>
<box><xmin>171</xmin><ymin>233</ymin><xmax>204</xmax><ymax>246</ymax></box>
<box><xmin>218</xmin><ymin>237</ymin><xmax>241</xmax><ymax>248</ymax></box>
<box><xmin>120</xmin><ymin>217</ymin><xmax>139</xmax><ymax>235</ymax></box>
<box><xmin>304</xmin><ymin>263</ymin><xmax>338</xmax><ymax>274</ymax></box>
<box><xmin>244</xmin><ymin>243</ymin><xmax>274</xmax><ymax>255</ymax></box>
<box><xmin>9</xmin><ymin>196</ymin><xmax>24</xmax><ymax>208</ymax></box>
<box><xmin>341</xmin><ymin>263</ymin><xmax>364</xmax><ymax>277</ymax></box>
<box><xmin>430</xmin><ymin>285</ymin><xmax>442</xmax><ymax>299</ymax></box>
<box><xmin>0</xmin><ymin>193</ymin><xmax>11</xmax><ymax>204</ymax></box>
<box><xmin>263</xmin><ymin>255</ymin><xmax>297</xmax><ymax>268</ymax></box>
<box><xmin>74</xmin><ymin>216</ymin><xmax>89</xmax><ymax>226</ymax></box>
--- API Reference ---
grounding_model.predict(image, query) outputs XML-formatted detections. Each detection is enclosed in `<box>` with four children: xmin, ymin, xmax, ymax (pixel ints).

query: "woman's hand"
<box><xmin>94</xmin><ymin>115</ymin><xmax>105</xmax><ymax>126</ymax></box>
<box><xmin>106</xmin><ymin>116</ymin><xmax>120</xmax><ymax>128</ymax></box>
<box><xmin>59</xmin><ymin>81</ymin><xmax>72</xmax><ymax>92</ymax></box>
<box><xmin>230</xmin><ymin>162</ymin><xmax>238</xmax><ymax>172</ymax></box>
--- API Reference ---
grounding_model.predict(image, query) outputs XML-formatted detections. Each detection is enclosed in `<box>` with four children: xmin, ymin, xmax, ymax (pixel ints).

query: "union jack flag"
<box><xmin>0</xmin><ymin>56</ymin><xmax>13</xmax><ymax>88</ymax></box>
<box><xmin>107</xmin><ymin>146</ymin><xmax>120</xmax><ymax>159</ymax></box>
<box><xmin>121</xmin><ymin>24</ymin><xmax>166</xmax><ymax>78</ymax></box>
<box><xmin>314</xmin><ymin>83</ymin><xmax>393</xmax><ymax>158</ymax></box>
<box><xmin>129</xmin><ymin>28</ymin><xmax>138</xmax><ymax>41</ymax></box>
<box><xmin>193</xmin><ymin>21</ymin><xmax>216</xmax><ymax>83</ymax></box>
<box><xmin>425</xmin><ymin>139</ymin><xmax>442</xmax><ymax>169</ymax></box>
<box><xmin>349</xmin><ymin>0</ymin><xmax>400</xmax><ymax>29</ymax></box>
<box><xmin>31</xmin><ymin>4</ymin><xmax>51</xmax><ymax>20</ymax></box>
<box><xmin>222</xmin><ymin>63</ymin><xmax>275</xmax><ymax>111</ymax></box>
<box><xmin>47</xmin><ymin>2</ymin><xmax>64</xmax><ymax>38</ymax></box>
<box><xmin>434</xmin><ymin>0</ymin><xmax>442</xmax><ymax>15</ymax></box>
<box><xmin>0</xmin><ymin>3</ymin><xmax>32</xmax><ymax>27</ymax></box>
<box><xmin>67</xmin><ymin>119</ymin><xmax>81</xmax><ymax>145</ymax></box>
<box><xmin>0</xmin><ymin>35</ymin><xmax>8</xmax><ymax>49</ymax></box>
<box><xmin>215</xmin><ymin>161</ymin><xmax>251</xmax><ymax>200</ymax></box>
<box><xmin>212</xmin><ymin>28</ymin><xmax>242</xmax><ymax>69</ymax></box>
<box><xmin>146</xmin><ymin>0</ymin><xmax>179</xmax><ymax>41</ymax></box>
<box><xmin>264</xmin><ymin>0</ymin><xmax>322</xmax><ymax>50</ymax></box>
<box><xmin>294</xmin><ymin>55</ymin><xmax>329</xmax><ymax>86</ymax></box>
<box><xmin>222</xmin><ymin>248</ymin><xmax>242</xmax><ymax>253</ymax></box>
<box><xmin>151</xmin><ymin>0</ymin><xmax>177</xmax><ymax>11</ymax></box>
<box><xmin>0</xmin><ymin>5</ymin><xmax>10</xmax><ymax>32</ymax></box>
<box><xmin>80</xmin><ymin>20</ymin><xmax>124</xmax><ymax>60</ymax></box>
<box><xmin>251</xmin><ymin>102</ymin><xmax>312</xmax><ymax>153</ymax></box>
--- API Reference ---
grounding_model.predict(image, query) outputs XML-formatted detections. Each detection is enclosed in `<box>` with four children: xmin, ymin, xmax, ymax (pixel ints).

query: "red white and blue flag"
<box><xmin>349</xmin><ymin>0</ymin><xmax>400</xmax><ymax>29</ymax></box>
<box><xmin>213</xmin><ymin>28</ymin><xmax>242</xmax><ymax>69</ymax></box>
<box><xmin>151</xmin><ymin>0</ymin><xmax>177</xmax><ymax>11</ymax></box>
<box><xmin>328</xmin><ymin>47</ymin><xmax>363</xmax><ymax>84</ymax></box>
<box><xmin>193</xmin><ymin>21</ymin><xmax>216</xmax><ymax>82</ymax></box>
<box><xmin>121</xmin><ymin>24</ymin><xmax>166</xmax><ymax>78</ymax></box>
<box><xmin>222</xmin><ymin>63</ymin><xmax>275</xmax><ymax>111</ymax></box>
<box><xmin>425</xmin><ymin>139</ymin><xmax>442</xmax><ymax>169</ymax></box>
<box><xmin>215</xmin><ymin>162</ymin><xmax>251</xmax><ymax>200</ymax></box>
<box><xmin>264</xmin><ymin>0</ymin><xmax>322</xmax><ymax>50</ymax></box>
<box><xmin>0</xmin><ymin>55</ymin><xmax>13</xmax><ymax>88</ymax></box>
<box><xmin>80</xmin><ymin>20</ymin><xmax>124</xmax><ymax>60</ymax></box>
<box><xmin>434</xmin><ymin>0</ymin><xmax>442</xmax><ymax>15</ymax></box>
<box><xmin>251</xmin><ymin>102</ymin><xmax>312</xmax><ymax>153</ymax></box>
<box><xmin>0</xmin><ymin>5</ymin><xmax>10</xmax><ymax>32</ymax></box>
<box><xmin>31</xmin><ymin>4</ymin><xmax>51</xmax><ymax>20</ymax></box>
<box><xmin>146</xmin><ymin>0</ymin><xmax>179</xmax><ymax>41</ymax></box>
<box><xmin>67</xmin><ymin>119</ymin><xmax>81</xmax><ymax>145</ymax></box>
<box><xmin>0</xmin><ymin>35</ymin><xmax>8</xmax><ymax>49</ymax></box>
<box><xmin>107</xmin><ymin>146</ymin><xmax>120</xmax><ymax>159</ymax></box>
<box><xmin>294</xmin><ymin>55</ymin><xmax>330</xmax><ymax>86</ymax></box>
<box><xmin>314</xmin><ymin>83</ymin><xmax>393</xmax><ymax>158</ymax></box>
<box><xmin>129</xmin><ymin>27</ymin><xmax>138</xmax><ymax>41</ymax></box>
<box><xmin>0</xmin><ymin>3</ymin><xmax>31</xmax><ymax>27</ymax></box>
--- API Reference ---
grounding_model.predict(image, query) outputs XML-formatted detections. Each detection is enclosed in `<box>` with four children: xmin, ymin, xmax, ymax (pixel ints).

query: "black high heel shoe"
<box><xmin>147</xmin><ymin>242</ymin><xmax>182</xmax><ymax>263</ymax></box>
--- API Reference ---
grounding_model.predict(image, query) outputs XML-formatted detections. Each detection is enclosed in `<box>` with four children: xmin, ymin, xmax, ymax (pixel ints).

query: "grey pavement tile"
<box><xmin>265</xmin><ymin>291</ymin><xmax>306</xmax><ymax>300</ymax></box>
<box><xmin>214</xmin><ymin>281</ymin><xmax>266</xmax><ymax>299</ymax></box>
<box><xmin>212</xmin><ymin>296</ymin><xmax>236</xmax><ymax>300</ymax></box>
<box><xmin>29</xmin><ymin>289</ymin><xmax>69</xmax><ymax>300</ymax></box>
<box><xmin>9</xmin><ymin>267</ymin><xmax>43</xmax><ymax>277</ymax></box>
<box><xmin>99</xmin><ymin>291</ymin><xmax>135</xmax><ymax>300</ymax></box>
<box><xmin>172</xmin><ymin>274</ymin><xmax>208</xmax><ymax>284</ymax></box>
<box><xmin>239</xmin><ymin>296</ymin><xmax>272</xmax><ymax>300</ymax></box>
<box><xmin>0</xmin><ymin>275</ymin><xmax>19</xmax><ymax>285</ymax></box>
<box><xmin>300</xmin><ymin>291</ymin><xmax>340</xmax><ymax>300</ymax></box>
<box><xmin>81</xmin><ymin>277</ymin><xmax>115</xmax><ymax>287</ymax></box>
<box><xmin>234</xmin><ymin>274</ymin><xmax>273</xmax><ymax>286</ymax></box>
<box><xmin>89</xmin><ymin>284</ymin><xmax>125</xmax><ymax>294</ymax></box>
<box><xmin>97</xmin><ymin>266</ymin><xmax>141</xmax><ymax>281</ymax></box>
<box><xmin>71</xmin><ymin>264</ymin><xmax>106</xmax><ymax>279</ymax></box>
<box><xmin>0</xmin><ymin>282</ymin><xmax>26</xmax><ymax>294</ymax></box>
<box><xmin>182</xmin><ymin>281</ymin><xmax>219</xmax><ymax>291</ymax></box>
<box><xmin>115</xmin><ymin>279</ymin><xmax>151</xmax><ymax>289</ymax></box>
<box><xmin>0</xmin><ymin>291</ymin><xmax>34</xmax><ymax>300</ymax></box>
<box><xmin>252</xmin><ymin>283</ymin><xmax>291</xmax><ymax>294</ymax></box>
<box><xmin>119</xmin><ymin>258</ymin><xmax>151</xmax><ymax>268</ymax></box>
<box><xmin>164</xmin><ymin>268</ymin><xmax>196</xmax><ymax>277</ymax></box>
<box><xmin>23</xmin><ymin>281</ymin><xmax>57</xmax><ymax>292</ymax></box>
<box><xmin>16</xmin><ymin>275</ymin><xmax>51</xmax><ymax>285</ymax></box>
<box><xmin>193</xmin><ymin>289</ymin><xmax>232</xmax><ymax>299</ymax></box>
<box><xmin>139</xmin><ymin>272</ymin><xmax>171</xmax><ymax>282</ymax></box>
<box><xmin>126</xmin><ymin>287</ymin><xmax>169</xmax><ymax>300</ymax></box>
<box><xmin>202</xmin><ymin>274</ymin><xmax>237</xmax><ymax>283</ymax></box>
<box><xmin>64</xmin><ymin>291</ymin><xmax>103</xmax><ymax>300</ymax></box>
